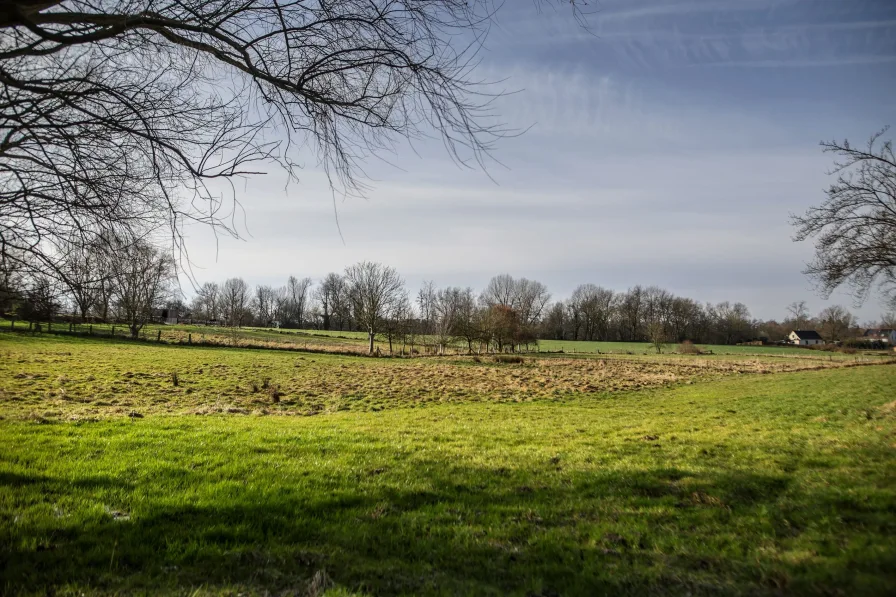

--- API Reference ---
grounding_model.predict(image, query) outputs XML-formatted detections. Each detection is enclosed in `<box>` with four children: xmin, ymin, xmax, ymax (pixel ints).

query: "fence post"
<box><xmin>48</xmin><ymin>321</ymin><xmax>52</xmax><ymax>333</ymax></box>
<box><xmin>157</xmin><ymin>330</ymin><xmax>162</xmax><ymax>342</ymax></box>
<box><xmin>111</xmin><ymin>325</ymin><xmax>115</xmax><ymax>337</ymax></box>
<box><xmin>188</xmin><ymin>333</ymin><xmax>192</xmax><ymax>345</ymax></box>
<box><xmin>9</xmin><ymin>318</ymin><xmax>13</xmax><ymax>330</ymax></box>
<box><xmin>89</xmin><ymin>325</ymin><xmax>93</xmax><ymax>336</ymax></box>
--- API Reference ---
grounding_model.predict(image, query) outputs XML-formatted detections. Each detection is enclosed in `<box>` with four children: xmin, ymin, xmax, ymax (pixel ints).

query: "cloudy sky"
<box><xmin>183</xmin><ymin>0</ymin><xmax>896</xmax><ymax>322</ymax></box>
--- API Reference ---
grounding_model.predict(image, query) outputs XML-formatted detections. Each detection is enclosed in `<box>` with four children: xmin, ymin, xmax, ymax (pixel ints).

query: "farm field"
<box><xmin>1</xmin><ymin>333</ymin><xmax>895</xmax><ymax>595</ymax></box>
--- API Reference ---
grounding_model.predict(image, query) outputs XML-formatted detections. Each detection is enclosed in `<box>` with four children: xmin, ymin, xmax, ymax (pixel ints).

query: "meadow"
<box><xmin>1</xmin><ymin>332</ymin><xmax>895</xmax><ymax>596</ymax></box>
<box><xmin>4</xmin><ymin>318</ymin><xmax>890</xmax><ymax>362</ymax></box>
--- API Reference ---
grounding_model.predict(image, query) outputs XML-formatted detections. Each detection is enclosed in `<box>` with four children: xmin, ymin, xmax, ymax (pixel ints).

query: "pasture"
<box><xmin>3</xmin><ymin>319</ymin><xmax>889</xmax><ymax>361</ymax></box>
<box><xmin>1</xmin><ymin>333</ymin><xmax>895</xmax><ymax>595</ymax></box>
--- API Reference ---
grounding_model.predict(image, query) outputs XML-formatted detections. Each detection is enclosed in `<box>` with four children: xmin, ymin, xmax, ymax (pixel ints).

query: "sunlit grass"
<box><xmin>1</xmin><ymin>334</ymin><xmax>894</xmax><ymax>595</ymax></box>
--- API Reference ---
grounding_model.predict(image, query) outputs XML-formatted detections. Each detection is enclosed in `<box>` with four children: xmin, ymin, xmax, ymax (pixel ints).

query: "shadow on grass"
<box><xmin>3</xmin><ymin>458</ymin><xmax>894</xmax><ymax>597</ymax></box>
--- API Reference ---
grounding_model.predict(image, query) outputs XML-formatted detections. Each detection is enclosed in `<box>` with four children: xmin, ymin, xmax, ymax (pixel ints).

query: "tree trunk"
<box><xmin>368</xmin><ymin>330</ymin><xmax>375</xmax><ymax>354</ymax></box>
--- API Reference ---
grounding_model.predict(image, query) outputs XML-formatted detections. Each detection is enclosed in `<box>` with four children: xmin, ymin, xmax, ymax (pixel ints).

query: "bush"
<box><xmin>493</xmin><ymin>355</ymin><xmax>524</xmax><ymax>364</ymax></box>
<box><xmin>678</xmin><ymin>340</ymin><xmax>702</xmax><ymax>355</ymax></box>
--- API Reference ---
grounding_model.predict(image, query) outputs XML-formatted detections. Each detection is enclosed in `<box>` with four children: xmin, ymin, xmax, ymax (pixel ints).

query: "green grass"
<box><xmin>1</xmin><ymin>334</ymin><xmax>895</xmax><ymax>596</ymax></box>
<box><xmin>6</xmin><ymin>318</ymin><xmax>888</xmax><ymax>362</ymax></box>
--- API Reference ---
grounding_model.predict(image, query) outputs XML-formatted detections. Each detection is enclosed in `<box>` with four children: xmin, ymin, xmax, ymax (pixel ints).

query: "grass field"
<box><xmin>1</xmin><ymin>333</ymin><xmax>895</xmax><ymax>595</ymax></box>
<box><xmin>10</xmin><ymin>317</ymin><xmax>889</xmax><ymax>361</ymax></box>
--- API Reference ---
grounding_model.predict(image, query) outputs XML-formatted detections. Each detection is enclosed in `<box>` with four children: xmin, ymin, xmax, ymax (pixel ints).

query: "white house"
<box><xmin>789</xmin><ymin>330</ymin><xmax>824</xmax><ymax>346</ymax></box>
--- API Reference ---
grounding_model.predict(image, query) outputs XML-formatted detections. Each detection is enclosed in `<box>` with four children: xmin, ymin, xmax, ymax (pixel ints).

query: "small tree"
<box><xmin>646</xmin><ymin>319</ymin><xmax>668</xmax><ymax>354</ymax></box>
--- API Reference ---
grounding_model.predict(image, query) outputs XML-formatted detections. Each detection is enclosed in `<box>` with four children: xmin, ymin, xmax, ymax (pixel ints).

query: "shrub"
<box><xmin>494</xmin><ymin>355</ymin><xmax>524</xmax><ymax>364</ymax></box>
<box><xmin>678</xmin><ymin>341</ymin><xmax>702</xmax><ymax>355</ymax></box>
<box><xmin>170</xmin><ymin>372</ymin><xmax>179</xmax><ymax>387</ymax></box>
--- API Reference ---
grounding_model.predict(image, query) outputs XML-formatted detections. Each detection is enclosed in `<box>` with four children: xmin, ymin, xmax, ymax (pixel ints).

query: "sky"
<box><xmin>182</xmin><ymin>0</ymin><xmax>896</xmax><ymax>323</ymax></box>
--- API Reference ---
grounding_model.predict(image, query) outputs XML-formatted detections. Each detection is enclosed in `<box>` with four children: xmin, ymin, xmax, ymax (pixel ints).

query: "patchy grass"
<box><xmin>0</xmin><ymin>334</ymin><xmax>895</xmax><ymax>596</ymax></box>
<box><xmin>0</xmin><ymin>333</ymin><xmax>880</xmax><ymax>420</ymax></box>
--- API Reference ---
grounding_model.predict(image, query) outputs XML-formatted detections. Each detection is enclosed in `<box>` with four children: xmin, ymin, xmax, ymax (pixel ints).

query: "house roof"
<box><xmin>864</xmin><ymin>329</ymin><xmax>895</xmax><ymax>336</ymax></box>
<box><xmin>792</xmin><ymin>330</ymin><xmax>823</xmax><ymax>340</ymax></box>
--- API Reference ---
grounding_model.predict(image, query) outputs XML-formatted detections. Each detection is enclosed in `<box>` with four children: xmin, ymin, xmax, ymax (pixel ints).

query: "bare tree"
<box><xmin>786</xmin><ymin>301</ymin><xmax>811</xmax><ymax>330</ymax></box>
<box><xmin>416</xmin><ymin>280</ymin><xmax>437</xmax><ymax>339</ymax></box>
<box><xmin>285</xmin><ymin>276</ymin><xmax>313</xmax><ymax>328</ymax></box>
<box><xmin>110</xmin><ymin>242</ymin><xmax>175</xmax><ymax>338</ymax></box>
<box><xmin>793</xmin><ymin>128</ymin><xmax>896</xmax><ymax>305</ymax></box>
<box><xmin>191</xmin><ymin>282</ymin><xmax>221</xmax><ymax>322</ymax></box>
<box><xmin>480</xmin><ymin>274</ymin><xmax>549</xmax><ymax>336</ymax></box>
<box><xmin>880</xmin><ymin>311</ymin><xmax>896</xmax><ymax>329</ymax></box>
<box><xmin>379</xmin><ymin>291</ymin><xmax>413</xmax><ymax>355</ymax></box>
<box><xmin>314</xmin><ymin>273</ymin><xmax>346</xmax><ymax>331</ymax></box>
<box><xmin>344</xmin><ymin>261</ymin><xmax>405</xmax><ymax>353</ymax></box>
<box><xmin>515</xmin><ymin>278</ymin><xmax>551</xmax><ymax>328</ymax></box>
<box><xmin>818</xmin><ymin>305</ymin><xmax>855</xmax><ymax>343</ymax></box>
<box><xmin>432</xmin><ymin>286</ymin><xmax>464</xmax><ymax>354</ymax></box>
<box><xmin>56</xmin><ymin>237</ymin><xmax>102</xmax><ymax>322</ymax></box>
<box><xmin>253</xmin><ymin>284</ymin><xmax>277</xmax><ymax>326</ymax></box>
<box><xmin>452</xmin><ymin>287</ymin><xmax>481</xmax><ymax>353</ymax></box>
<box><xmin>221</xmin><ymin>277</ymin><xmax>251</xmax><ymax>328</ymax></box>
<box><xmin>481</xmin><ymin>274</ymin><xmax>518</xmax><ymax>309</ymax></box>
<box><xmin>645</xmin><ymin>319</ymin><xmax>668</xmax><ymax>354</ymax></box>
<box><xmin>0</xmin><ymin>1</ymin><xmax>582</xmax><ymax>279</ymax></box>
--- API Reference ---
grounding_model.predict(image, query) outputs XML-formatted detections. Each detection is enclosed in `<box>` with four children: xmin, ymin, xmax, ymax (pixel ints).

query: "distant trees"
<box><xmin>314</xmin><ymin>273</ymin><xmax>348</xmax><ymax>331</ymax></box>
<box><xmin>710</xmin><ymin>302</ymin><xmax>752</xmax><ymax>345</ymax></box>
<box><xmin>285</xmin><ymin>277</ymin><xmax>313</xmax><ymax>327</ymax></box>
<box><xmin>344</xmin><ymin>262</ymin><xmax>407</xmax><ymax>353</ymax></box>
<box><xmin>817</xmin><ymin>305</ymin><xmax>856</xmax><ymax>343</ymax></box>
<box><xmin>18</xmin><ymin>275</ymin><xmax>61</xmax><ymax>323</ymax></box>
<box><xmin>57</xmin><ymin>238</ymin><xmax>101</xmax><ymax>322</ymax></box>
<box><xmin>568</xmin><ymin>284</ymin><xmax>614</xmax><ymax>341</ymax></box>
<box><xmin>6</xmin><ymin>248</ymin><xmax>886</xmax><ymax>350</ymax></box>
<box><xmin>222</xmin><ymin>278</ymin><xmax>251</xmax><ymax>328</ymax></box>
<box><xmin>793</xmin><ymin>128</ymin><xmax>896</xmax><ymax>307</ymax></box>
<box><xmin>109</xmin><ymin>242</ymin><xmax>175</xmax><ymax>338</ymax></box>
<box><xmin>191</xmin><ymin>283</ymin><xmax>221</xmax><ymax>322</ymax></box>
<box><xmin>252</xmin><ymin>285</ymin><xmax>277</xmax><ymax>327</ymax></box>
<box><xmin>786</xmin><ymin>301</ymin><xmax>811</xmax><ymax>330</ymax></box>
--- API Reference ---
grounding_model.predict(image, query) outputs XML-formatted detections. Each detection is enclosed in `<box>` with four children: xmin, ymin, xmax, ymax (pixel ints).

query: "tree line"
<box><xmin>3</xmin><ymin>247</ymin><xmax>890</xmax><ymax>352</ymax></box>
